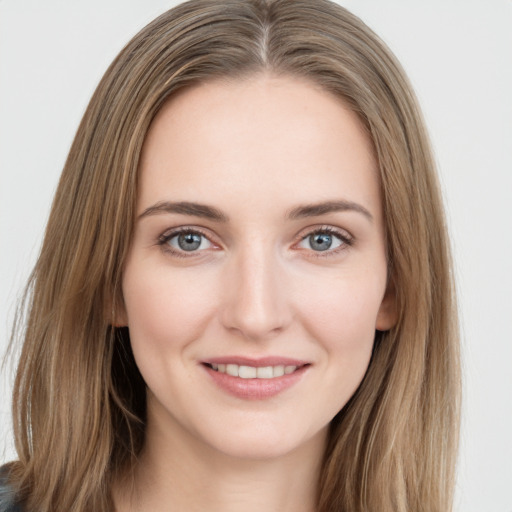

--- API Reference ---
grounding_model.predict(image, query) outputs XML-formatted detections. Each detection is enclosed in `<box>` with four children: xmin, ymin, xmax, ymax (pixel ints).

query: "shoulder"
<box><xmin>0</xmin><ymin>467</ymin><xmax>24</xmax><ymax>512</ymax></box>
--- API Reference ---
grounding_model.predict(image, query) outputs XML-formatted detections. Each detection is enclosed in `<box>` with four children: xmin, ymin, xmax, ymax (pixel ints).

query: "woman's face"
<box><xmin>120</xmin><ymin>74</ymin><xmax>396</xmax><ymax>460</ymax></box>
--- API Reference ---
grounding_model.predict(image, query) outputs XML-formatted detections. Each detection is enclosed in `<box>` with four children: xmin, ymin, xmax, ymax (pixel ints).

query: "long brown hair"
<box><xmin>6</xmin><ymin>1</ymin><xmax>460</xmax><ymax>510</ymax></box>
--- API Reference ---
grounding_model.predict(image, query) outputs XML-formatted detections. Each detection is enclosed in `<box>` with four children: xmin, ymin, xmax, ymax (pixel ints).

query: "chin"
<box><xmin>194</xmin><ymin>419</ymin><xmax>329</xmax><ymax>462</ymax></box>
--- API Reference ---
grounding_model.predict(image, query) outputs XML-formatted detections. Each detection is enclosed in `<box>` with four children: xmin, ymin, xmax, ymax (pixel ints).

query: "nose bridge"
<box><xmin>221</xmin><ymin>238</ymin><xmax>290</xmax><ymax>340</ymax></box>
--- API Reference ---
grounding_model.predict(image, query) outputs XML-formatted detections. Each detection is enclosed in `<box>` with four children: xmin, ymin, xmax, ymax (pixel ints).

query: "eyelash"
<box><xmin>297</xmin><ymin>226</ymin><xmax>354</xmax><ymax>258</ymax></box>
<box><xmin>157</xmin><ymin>226</ymin><xmax>214</xmax><ymax>258</ymax></box>
<box><xmin>157</xmin><ymin>225</ymin><xmax>354</xmax><ymax>258</ymax></box>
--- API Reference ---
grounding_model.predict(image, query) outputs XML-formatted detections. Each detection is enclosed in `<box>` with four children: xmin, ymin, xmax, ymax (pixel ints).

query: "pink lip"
<box><xmin>201</xmin><ymin>356</ymin><xmax>310</xmax><ymax>400</ymax></box>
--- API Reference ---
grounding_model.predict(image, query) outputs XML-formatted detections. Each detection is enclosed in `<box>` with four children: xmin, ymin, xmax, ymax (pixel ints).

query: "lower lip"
<box><xmin>203</xmin><ymin>364</ymin><xmax>309</xmax><ymax>400</ymax></box>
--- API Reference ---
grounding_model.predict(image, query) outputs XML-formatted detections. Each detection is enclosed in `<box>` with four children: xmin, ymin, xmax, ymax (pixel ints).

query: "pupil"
<box><xmin>178</xmin><ymin>233</ymin><xmax>201</xmax><ymax>251</ymax></box>
<box><xmin>310</xmin><ymin>233</ymin><xmax>332</xmax><ymax>251</ymax></box>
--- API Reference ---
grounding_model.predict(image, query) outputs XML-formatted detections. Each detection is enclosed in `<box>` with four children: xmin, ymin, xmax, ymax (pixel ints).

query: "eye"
<box><xmin>159</xmin><ymin>228</ymin><xmax>215</xmax><ymax>255</ymax></box>
<box><xmin>296</xmin><ymin>227</ymin><xmax>352</xmax><ymax>253</ymax></box>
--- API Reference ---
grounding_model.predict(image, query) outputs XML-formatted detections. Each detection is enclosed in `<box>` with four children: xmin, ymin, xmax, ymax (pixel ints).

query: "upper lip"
<box><xmin>202</xmin><ymin>356</ymin><xmax>310</xmax><ymax>367</ymax></box>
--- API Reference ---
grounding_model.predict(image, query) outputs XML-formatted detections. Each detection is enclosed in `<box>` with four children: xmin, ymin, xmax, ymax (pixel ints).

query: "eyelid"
<box><xmin>158</xmin><ymin>226</ymin><xmax>220</xmax><ymax>257</ymax></box>
<box><xmin>293</xmin><ymin>225</ymin><xmax>354</xmax><ymax>256</ymax></box>
<box><xmin>156</xmin><ymin>224</ymin><xmax>354</xmax><ymax>259</ymax></box>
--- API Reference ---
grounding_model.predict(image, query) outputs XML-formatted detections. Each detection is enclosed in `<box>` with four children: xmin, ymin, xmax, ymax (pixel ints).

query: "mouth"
<box><xmin>204</xmin><ymin>362</ymin><xmax>306</xmax><ymax>379</ymax></box>
<box><xmin>201</xmin><ymin>358</ymin><xmax>310</xmax><ymax>400</ymax></box>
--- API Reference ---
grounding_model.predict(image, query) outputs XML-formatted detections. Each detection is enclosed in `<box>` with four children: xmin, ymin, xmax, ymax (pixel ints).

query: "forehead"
<box><xmin>137</xmin><ymin>73</ymin><xmax>380</xmax><ymax>219</ymax></box>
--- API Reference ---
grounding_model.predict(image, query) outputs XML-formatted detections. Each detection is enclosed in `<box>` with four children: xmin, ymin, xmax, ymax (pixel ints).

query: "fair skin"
<box><xmin>115</xmin><ymin>73</ymin><xmax>396</xmax><ymax>512</ymax></box>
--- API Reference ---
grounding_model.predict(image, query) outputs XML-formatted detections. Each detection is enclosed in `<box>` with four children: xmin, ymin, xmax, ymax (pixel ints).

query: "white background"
<box><xmin>1</xmin><ymin>1</ymin><xmax>511</xmax><ymax>511</ymax></box>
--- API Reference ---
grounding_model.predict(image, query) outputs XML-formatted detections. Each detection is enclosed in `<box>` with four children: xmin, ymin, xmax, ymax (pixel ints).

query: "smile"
<box><xmin>202</xmin><ymin>358</ymin><xmax>310</xmax><ymax>400</ymax></box>
<box><xmin>207</xmin><ymin>363</ymin><xmax>298</xmax><ymax>379</ymax></box>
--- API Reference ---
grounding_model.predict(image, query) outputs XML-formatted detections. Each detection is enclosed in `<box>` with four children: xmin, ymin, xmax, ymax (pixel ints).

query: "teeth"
<box><xmin>256</xmin><ymin>366</ymin><xmax>273</xmax><ymax>379</ymax></box>
<box><xmin>210</xmin><ymin>363</ymin><xmax>298</xmax><ymax>379</ymax></box>
<box><xmin>226</xmin><ymin>364</ymin><xmax>239</xmax><ymax>377</ymax></box>
<box><xmin>239</xmin><ymin>365</ymin><xmax>257</xmax><ymax>379</ymax></box>
<box><xmin>273</xmin><ymin>365</ymin><xmax>285</xmax><ymax>377</ymax></box>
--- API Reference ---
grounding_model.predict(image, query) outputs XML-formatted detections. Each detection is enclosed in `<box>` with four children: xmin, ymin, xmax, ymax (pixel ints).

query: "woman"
<box><xmin>1</xmin><ymin>0</ymin><xmax>460</xmax><ymax>511</ymax></box>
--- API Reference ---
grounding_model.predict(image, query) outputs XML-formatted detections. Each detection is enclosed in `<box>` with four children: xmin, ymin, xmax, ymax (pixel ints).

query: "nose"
<box><xmin>220</xmin><ymin>244</ymin><xmax>292</xmax><ymax>341</ymax></box>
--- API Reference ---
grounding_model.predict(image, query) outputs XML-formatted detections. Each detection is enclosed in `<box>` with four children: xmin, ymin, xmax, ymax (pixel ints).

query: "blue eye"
<box><xmin>159</xmin><ymin>226</ymin><xmax>350</xmax><ymax>257</ymax></box>
<box><xmin>297</xmin><ymin>228</ymin><xmax>349</xmax><ymax>252</ymax></box>
<box><xmin>309</xmin><ymin>233</ymin><xmax>337</xmax><ymax>251</ymax></box>
<box><xmin>163</xmin><ymin>230</ymin><xmax>213</xmax><ymax>253</ymax></box>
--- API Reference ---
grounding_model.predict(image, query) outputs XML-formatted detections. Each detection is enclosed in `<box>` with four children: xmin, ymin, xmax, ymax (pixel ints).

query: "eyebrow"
<box><xmin>138</xmin><ymin>201</ymin><xmax>229</xmax><ymax>222</ymax></box>
<box><xmin>286</xmin><ymin>200</ymin><xmax>373</xmax><ymax>222</ymax></box>
<box><xmin>138</xmin><ymin>199</ymin><xmax>373</xmax><ymax>223</ymax></box>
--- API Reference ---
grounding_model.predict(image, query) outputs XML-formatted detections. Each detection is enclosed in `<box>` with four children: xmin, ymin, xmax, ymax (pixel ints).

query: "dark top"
<box><xmin>0</xmin><ymin>468</ymin><xmax>23</xmax><ymax>512</ymax></box>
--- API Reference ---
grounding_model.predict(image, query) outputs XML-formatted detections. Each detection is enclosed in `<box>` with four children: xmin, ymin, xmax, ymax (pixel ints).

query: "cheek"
<box><xmin>122</xmin><ymin>264</ymin><xmax>218</xmax><ymax>352</ymax></box>
<box><xmin>298</xmin><ymin>270</ymin><xmax>386</xmax><ymax>353</ymax></box>
<box><xmin>291</xmin><ymin>271</ymin><xmax>386</xmax><ymax>422</ymax></box>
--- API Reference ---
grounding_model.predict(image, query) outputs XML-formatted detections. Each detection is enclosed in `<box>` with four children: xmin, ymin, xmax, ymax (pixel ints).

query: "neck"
<box><xmin>114</xmin><ymin>401</ymin><xmax>326</xmax><ymax>512</ymax></box>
